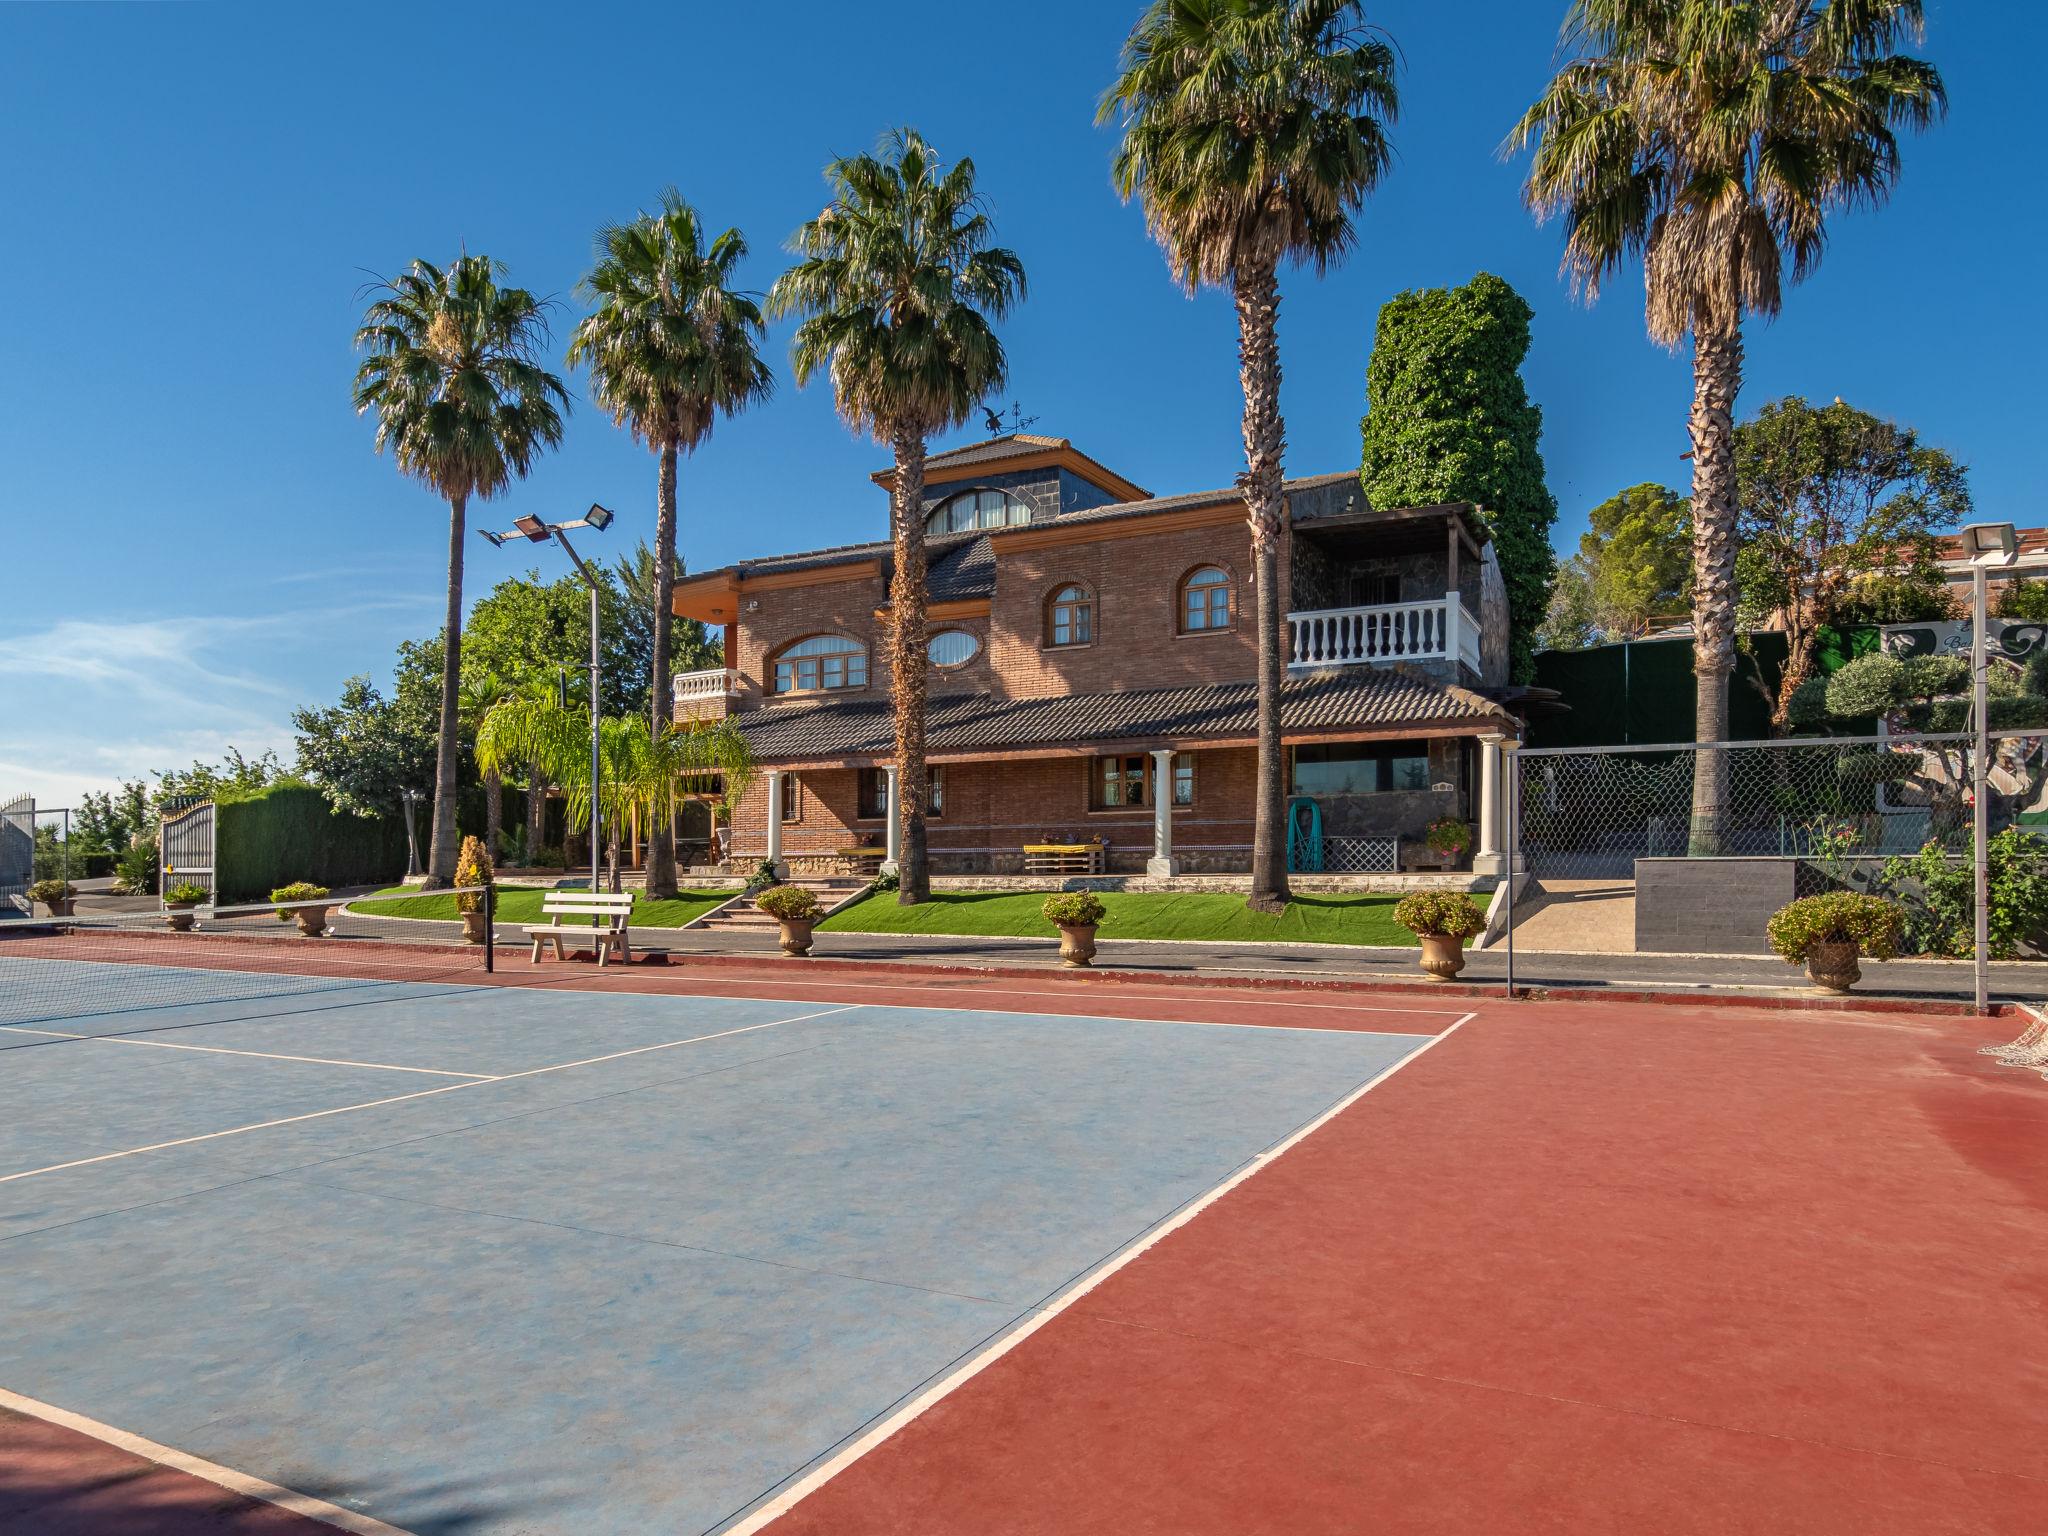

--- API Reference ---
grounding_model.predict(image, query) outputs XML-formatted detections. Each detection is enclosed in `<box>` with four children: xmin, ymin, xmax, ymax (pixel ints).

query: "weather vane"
<box><xmin>981</xmin><ymin>400</ymin><xmax>1040</xmax><ymax>436</ymax></box>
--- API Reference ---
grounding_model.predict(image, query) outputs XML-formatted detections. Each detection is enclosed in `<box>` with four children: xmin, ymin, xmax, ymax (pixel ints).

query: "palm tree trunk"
<box><xmin>526</xmin><ymin>767</ymin><xmax>547</xmax><ymax>862</ymax></box>
<box><xmin>1236</xmin><ymin>253</ymin><xmax>1293</xmax><ymax>914</ymax></box>
<box><xmin>1687</xmin><ymin>323</ymin><xmax>1743</xmax><ymax>855</ymax></box>
<box><xmin>424</xmin><ymin>492</ymin><xmax>467</xmax><ymax>888</ymax></box>
<box><xmin>484</xmin><ymin>766</ymin><xmax>502</xmax><ymax>861</ymax></box>
<box><xmin>888</xmin><ymin>427</ymin><xmax>932</xmax><ymax>905</ymax></box>
<box><xmin>645</xmin><ymin>440</ymin><xmax>681</xmax><ymax>898</ymax></box>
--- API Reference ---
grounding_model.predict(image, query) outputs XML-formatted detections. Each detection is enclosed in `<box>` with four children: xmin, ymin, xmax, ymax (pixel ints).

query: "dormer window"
<box><xmin>772</xmin><ymin>634</ymin><xmax>868</xmax><ymax>694</ymax></box>
<box><xmin>926</xmin><ymin>488</ymin><xmax>1032</xmax><ymax>536</ymax></box>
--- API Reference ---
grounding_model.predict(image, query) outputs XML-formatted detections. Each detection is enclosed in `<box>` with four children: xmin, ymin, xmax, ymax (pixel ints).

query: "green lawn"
<box><xmin>818</xmin><ymin>890</ymin><xmax>1417</xmax><ymax>947</ymax></box>
<box><xmin>347</xmin><ymin>885</ymin><xmax>735</xmax><ymax>928</ymax></box>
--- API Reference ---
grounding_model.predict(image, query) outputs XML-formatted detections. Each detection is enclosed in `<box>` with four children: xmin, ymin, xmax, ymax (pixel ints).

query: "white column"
<box><xmin>1471</xmin><ymin>736</ymin><xmax>1507</xmax><ymax>878</ymax></box>
<box><xmin>764</xmin><ymin>770</ymin><xmax>786</xmax><ymax>877</ymax></box>
<box><xmin>880</xmin><ymin>764</ymin><xmax>902</xmax><ymax>876</ymax></box>
<box><xmin>1146</xmin><ymin>748</ymin><xmax>1179</xmax><ymax>878</ymax></box>
<box><xmin>1441</xmin><ymin>596</ymin><xmax>1462</xmax><ymax>671</ymax></box>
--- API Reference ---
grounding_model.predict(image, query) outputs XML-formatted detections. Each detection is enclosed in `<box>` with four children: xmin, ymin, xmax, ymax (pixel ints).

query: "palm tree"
<box><xmin>767</xmin><ymin>129</ymin><xmax>1025</xmax><ymax>905</ymax></box>
<box><xmin>1511</xmin><ymin>0</ymin><xmax>1944</xmax><ymax>851</ymax></box>
<box><xmin>1102</xmin><ymin>0</ymin><xmax>1398</xmax><ymax>914</ymax></box>
<box><xmin>353</xmin><ymin>256</ymin><xmax>568</xmax><ymax>886</ymax></box>
<box><xmin>568</xmin><ymin>193</ymin><xmax>773</xmax><ymax>898</ymax></box>
<box><xmin>458</xmin><ymin>671</ymin><xmax>513</xmax><ymax>860</ymax></box>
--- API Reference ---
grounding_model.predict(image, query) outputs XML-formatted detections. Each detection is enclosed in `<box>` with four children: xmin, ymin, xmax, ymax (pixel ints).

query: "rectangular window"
<box><xmin>1348</xmin><ymin>571</ymin><xmax>1401</xmax><ymax>607</ymax></box>
<box><xmin>1291</xmin><ymin>742</ymin><xmax>1433</xmax><ymax>797</ymax></box>
<box><xmin>1092</xmin><ymin>754</ymin><xmax>1149</xmax><ymax>809</ymax></box>
<box><xmin>1173</xmin><ymin>754</ymin><xmax>1195</xmax><ymax>806</ymax></box>
<box><xmin>856</xmin><ymin>767</ymin><xmax>942</xmax><ymax>818</ymax></box>
<box><xmin>779</xmin><ymin>776</ymin><xmax>802</xmax><ymax>823</ymax></box>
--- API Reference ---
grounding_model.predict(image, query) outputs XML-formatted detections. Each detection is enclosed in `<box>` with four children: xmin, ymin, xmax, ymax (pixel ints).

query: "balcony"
<box><xmin>1288</xmin><ymin>597</ymin><xmax>1480</xmax><ymax>674</ymax></box>
<box><xmin>672</xmin><ymin>668</ymin><xmax>741</xmax><ymax>703</ymax></box>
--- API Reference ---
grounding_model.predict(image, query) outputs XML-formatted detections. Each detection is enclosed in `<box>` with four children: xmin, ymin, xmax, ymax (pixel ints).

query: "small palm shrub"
<box><xmin>454</xmin><ymin>836</ymin><xmax>494</xmax><ymax>915</ymax></box>
<box><xmin>163</xmin><ymin>881</ymin><xmax>209</xmax><ymax>906</ymax></box>
<box><xmin>1043</xmin><ymin>891</ymin><xmax>1106</xmax><ymax>928</ymax></box>
<box><xmin>757</xmin><ymin>885</ymin><xmax>823</xmax><ymax>921</ymax></box>
<box><xmin>872</xmin><ymin>868</ymin><xmax>901</xmax><ymax>893</ymax></box>
<box><xmin>1766</xmin><ymin>893</ymin><xmax>1903</xmax><ymax>964</ymax></box>
<box><xmin>1393</xmin><ymin>891</ymin><xmax>1486</xmax><ymax>940</ymax></box>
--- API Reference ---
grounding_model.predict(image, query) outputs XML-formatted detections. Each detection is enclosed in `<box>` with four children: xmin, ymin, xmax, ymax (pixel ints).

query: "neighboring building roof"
<box><xmin>734</xmin><ymin>669</ymin><xmax>1512</xmax><ymax>765</ymax></box>
<box><xmin>1934</xmin><ymin>526</ymin><xmax>2048</xmax><ymax>574</ymax></box>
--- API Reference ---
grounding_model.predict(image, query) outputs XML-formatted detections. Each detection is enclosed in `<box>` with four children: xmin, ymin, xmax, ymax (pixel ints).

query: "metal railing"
<box><xmin>1287</xmin><ymin>597</ymin><xmax>1480</xmax><ymax>672</ymax></box>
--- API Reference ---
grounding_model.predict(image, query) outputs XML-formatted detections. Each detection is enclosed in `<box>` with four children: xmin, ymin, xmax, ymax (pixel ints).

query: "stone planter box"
<box><xmin>1634</xmin><ymin>857</ymin><xmax>1805</xmax><ymax>955</ymax></box>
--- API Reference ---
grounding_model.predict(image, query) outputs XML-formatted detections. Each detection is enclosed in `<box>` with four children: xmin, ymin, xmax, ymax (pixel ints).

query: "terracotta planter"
<box><xmin>1057</xmin><ymin>922</ymin><xmax>1098</xmax><ymax>967</ymax></box>
<box><xmin>165</xmin><ymin>904</ymin><xmax>197</xmax><ymax>933</ymax></box>
<box><xmin>778</xmin><ymin>918</ymin><xmax>816</xmax><ymax>957</ymax></box>
<box><xmin>1804</xmin><ymin>940</ymin><xmax>1861</xmax><ymax>993</ymax></box>
<box><xmin>460</xmin><ymin>910</ymin><xmax>489</xmax><ymax>945</ymax></box>
<box><xmin>293</xmin><ymin>906</ymin><xmax>331</xmax><ymax>937</ymax></box>
<box><xmin>1419</xmin><ymin>932</ymin><xmax>1468</xmax><ymax>981</ymax></box>
<box><xmin>38</xmin><ymin>898</ymin><xmax>75</xmax><ymax>918</ymax></box>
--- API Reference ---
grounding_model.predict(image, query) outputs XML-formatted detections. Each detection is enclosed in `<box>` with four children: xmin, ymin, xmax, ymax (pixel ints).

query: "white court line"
<box><xmin>723</xmin><ymin>1008</ymin><xmax>1480</xmax><ymax>1536</ymax></box>
<box><xmin>0</xmin><ymin>1005</ymin><xmax>858</xmax><ymax>1186</ymax></box>
<box><xmin>0</xmin><ymin>1024</ymin><xmax>500</xmax><ymax>1080</ymax></box>
<box><xmin>0</xmin><ymin>1385</ymin><xmax>415</xmax><ymax>1536</ymax></box>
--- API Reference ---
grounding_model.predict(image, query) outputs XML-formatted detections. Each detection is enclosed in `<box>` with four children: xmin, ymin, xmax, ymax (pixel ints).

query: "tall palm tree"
<box><xmin>457</xmin><ymin>670</ymin><xmax>513</xmax><ymax>859</ymax></box>
<box><xmin>1511</xmin><ymin>0</ymin><xmax>1944</xmax><ymax>851</ymax></box>
<box><xmin>1102</xmin><ymin>0</ymin><xmax>1397</xmax><ymax>914</ymax></box>
<box><xmin>568</xmin><ymin>193</ymin><xmax>773</xmax><ymax>897</ymax></box>
<box><xmin>353</xmin><ymin>256</ymin><xmax>568</xmax><ymax>886</ymax></box>
<box><xmin>767</xmin><ymin>129</ymin><xmax>1025</xmax><ymax>905</ymax></box>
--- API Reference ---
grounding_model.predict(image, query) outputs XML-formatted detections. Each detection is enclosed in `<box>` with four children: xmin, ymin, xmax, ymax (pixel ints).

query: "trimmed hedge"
<box><xmin>216</xmin><ymin>783</ymin><xmax>408</xmax><ymax>902</ymax></box>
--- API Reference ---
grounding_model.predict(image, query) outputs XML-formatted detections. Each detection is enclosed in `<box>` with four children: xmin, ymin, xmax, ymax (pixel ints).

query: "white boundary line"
<box><xmin>0</xmin><ymin>1024</ymin><xmax>499</xmax><ymax>1079</ymax></box>
<box><xmin>721</xmin><ymin>1008</ymin><xmax>1480</xmax><ymax>1535</ymax></box>
<box><xmin>0</xmin><ymin>1006</ymin><xmax>858</xmax><ymax>1186</ymax></box>
<box><xmin>627</xmin><ymin>974</ymin><xmax>1468</xmax><ymax>1019</ymax></box>
<box><xmin>0</xmin><ymin>1384</ymin><xmax>415</xmax><ymax>1536</ymax></box>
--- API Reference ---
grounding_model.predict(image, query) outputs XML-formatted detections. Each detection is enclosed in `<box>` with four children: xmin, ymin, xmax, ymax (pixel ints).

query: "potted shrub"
<box><xmin>1043</xmin><ymin>890</ymin><xmax>1107</xmax><ymax>967</ymax></box>
<box><xmin>1767</xmin><ymin>892</ymin><xmax>1903</xmax><ymax>993</ymax></box>
<box><xmin>757</xmin><ymin>884</ymin><xmax>824</xmax><ymax>956</ymax></box>
<box><xmin>28</xmin><ymin>878</ymin><xmax>76</xmax><ymax>917</ymax></box>
<box><xmin>455</xmin><ymin>835</ymin><xmax>494</xmax><ymax>944</ymax></box>
<box><xmin>1423</xmin><ymin>815</ymin><xmax>1473</xmax><ymax>870</ymax></box>
<box><xmin>271</xmin><ymin>882</ymin><xmax>332</xmax><ymax>937</ymax></box>
<box><xmin>163</xmin><ymin>881</ymin><xmax>208</xmax><ymax>932</ymax></box>
<box><xmin>1394</xmin><ymin>890</ymin><xmax>1488</xmax><ymax>980</ymax></box>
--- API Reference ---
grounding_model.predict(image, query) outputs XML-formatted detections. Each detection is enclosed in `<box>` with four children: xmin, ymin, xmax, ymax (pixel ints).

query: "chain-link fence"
<box><xmin>1504</xmin><ymin>730</ymin><xmax>2048</xmax><ymax>1008</ymax></box>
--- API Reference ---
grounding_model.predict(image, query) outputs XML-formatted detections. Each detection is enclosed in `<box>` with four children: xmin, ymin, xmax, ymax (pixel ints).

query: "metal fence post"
<box><xmin>484</xmin><ymin>882</ymin><xmax>496</xmax><ymax>974</ymax></box>
<box><xmin>1504</xmin><ymin>747</ymin><xmax>1518</xmax><ymax>1000</ymax></box>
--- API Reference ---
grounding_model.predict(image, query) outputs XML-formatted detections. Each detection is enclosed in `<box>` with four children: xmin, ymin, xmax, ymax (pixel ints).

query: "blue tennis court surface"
<box><xmin>0</xmin><ymin>960</ymin><xmax>1437</xmax><ymax>1535</ymax></box>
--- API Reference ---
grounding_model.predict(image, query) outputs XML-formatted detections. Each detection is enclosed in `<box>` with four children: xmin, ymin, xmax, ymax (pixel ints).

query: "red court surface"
<box><xmin>7</xmin><ymin>957</ymin><xmax>2044</xmax><ymax>1536</ymax></box>
<box><xmin>752</xmin><ymin>995</ymin><xmax>2048</xmax><ymax>1536</ymax></box>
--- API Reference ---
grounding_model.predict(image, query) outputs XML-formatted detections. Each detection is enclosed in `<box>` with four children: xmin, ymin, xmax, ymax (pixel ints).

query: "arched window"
<box><xmin>1180</xmin><ymin>566</ymin><xmax>1233</xmax><ymax>632</ymax></box>
<box><xmin>928</xmin><ymin>629</ymin><xmax>980</xmax><ymax>668</ymax></box>
<box><xmin>1046</xmin><ymin>584</ymin><xmax>1094</xmax><ymax>648</ymax></box>
<box><xmin>772</xmin><ymin>634</ymin><xmax>868</xmax><ymax>694</ymax></box>
<box><xmin>925</xmin><ymin>488</ymin><xmax>1033</xmax><ymax>536</ymax></box>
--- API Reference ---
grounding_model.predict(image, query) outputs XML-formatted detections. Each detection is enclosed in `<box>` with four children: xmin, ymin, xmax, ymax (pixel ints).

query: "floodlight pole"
<box><xmin>554</xmin><ymin>528</ymin><xmax>605</xmax><ymax>898</ymax></box>
<box><xmin>1973</xmin><ymin>563</ymin><xmax>1989</xmax><ymax>1016</ymax></box>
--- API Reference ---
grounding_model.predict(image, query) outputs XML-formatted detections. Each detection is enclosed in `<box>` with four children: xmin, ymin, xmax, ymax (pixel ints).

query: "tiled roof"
<box><xmin>924</xmin><ymin>432</ymin><xmax>1069</xmax><ymax>468</ymax></box>
<box><xmin>927</xmin><ymin>534</ymin><xmax>996</xmax><ymax>601</ymax></box>
<box><xmin>734</xmin><ymin>669</ymin><xmax>1510</xmax><ymax>764</ymax></box>
<box><xmin>1031</xmin><ymin>471</ymin><xmax>1359</xmax><ymax>532</ymax></box>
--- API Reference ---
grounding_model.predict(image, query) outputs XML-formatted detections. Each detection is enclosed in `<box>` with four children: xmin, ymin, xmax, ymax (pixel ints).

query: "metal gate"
<box><xmin>158</xmin><ymin>798</ymin><xmax>216</xmax><ymax>904</ymax></box>
<box><xmin>0</xmin><ymin>794</ymin><xmax>31</xmax><ymax>913</ymax></box>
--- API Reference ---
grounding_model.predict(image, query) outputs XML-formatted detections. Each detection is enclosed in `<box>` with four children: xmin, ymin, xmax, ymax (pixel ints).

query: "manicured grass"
<box><xmin>348</xmin><ymin>885</ymin><xmax>735</xmax><ymax>929</ymax></box>
<box><xmin>818</xmin><ymin>890</ymin><xmax>1417</xmax><ymax>947</ymax></box>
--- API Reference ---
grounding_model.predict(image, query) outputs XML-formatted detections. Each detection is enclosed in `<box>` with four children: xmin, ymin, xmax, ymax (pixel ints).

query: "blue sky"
<box><xmin>1</xmin><ymin>0</ymin><xmax>2036</xmax><ymax>809</ymax></box>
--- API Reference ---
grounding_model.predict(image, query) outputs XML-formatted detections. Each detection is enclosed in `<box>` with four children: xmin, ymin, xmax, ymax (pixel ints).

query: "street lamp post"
<box><xmin>1960</xmin><ymin>522</ymin><xmax>2018</xmax><ymax>1015</ymax></box>
<box><xmin>483</xmin><ymin>504</ymin><xmax>616</xmax><ymax>896</ymax></box>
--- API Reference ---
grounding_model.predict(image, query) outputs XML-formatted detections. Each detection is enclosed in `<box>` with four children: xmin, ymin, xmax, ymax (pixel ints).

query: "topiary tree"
<box><xmin>1359</xmin><ymin>272</ymin><xmax>1557</xmax><ymax>682</ymax></box>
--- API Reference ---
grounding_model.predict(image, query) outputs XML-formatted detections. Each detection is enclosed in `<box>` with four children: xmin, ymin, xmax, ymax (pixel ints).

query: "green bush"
<box><xmin>1043</xmin><ymin>891</ymin><xmax>1107</xmax><ymax>927</ymax></box>
<box><xmin>1393</xmin><ymin>890</ymin><xmax>1487</xmax><ymax>939</ymax></box>
<box><xmin>1987</xmin><ymin>658</ymin><xmax>2026</xmax><ymax>698</ymax></box>
<box><xmin>1900</xmin><ymin>654</ymin><xmax>1966</xmax><ymax>699</ymax></box>
<box><xmin>114</xmin><ymin>834</ymin><xmax>159</xmax><ymax>895</ymax></box>
<box><xmin>163</xmin><ymin>881</ymin><xmax>209</xmax><ymax>905</ymax></box>
<box><xmin>757</xmin><ymin>885</ymin><xmax>823</xmax><ymax>921</ymax></box>
<box><xmin>1766</xmin><ymin>893</ymin><xmax>1903</xmax><ymax>964</ymax></box>
<box><xmin>1996</xmin><ymin>576</ymin><xmax>2048</xmax><ymax>622</ymax></box>
<box><xmin>1915</xmin><ymin>695</ymin><xmax>2048</xmax><ymax>734</ymax></box>
<box><xmin>1785</xmin><ymin>676</ymin><xmax>1832</xmax><ymax>730</ymax></box>
<box><xmin>1824</xmin><ymin>652</ymin><xmax>1905</xmax><ymax>719</ymax></box>
<box><xmin>1834</xmin><ymin>750</ymin><xmax>1919</xmax><ymax>790</ymax></box>
<box><xmin>269</xmin><ymin>882</ymin><xmax>330</xmax><ymax>920</ymax></box>
<box><xmin>454</xmin><ymin>837</ymin><xmax>494</xmax><ymax>915</ymax></box>
<box><xmin>215</xmin><ymin>784</ymin><xmax>406</xmax><ymax>902</ymax></box>
<box><xmin>871</xmin><ymin>868</ymin><xmax>901</xmax><ymax>893</ymax></box>
<box><xmin>1880</xmin><ymin>830</ymin><xmax>2048</xmax><ymax>959</ymax></box>
<box><xmin>27</xmin><ymin>878</ymin><xmax>74</xmax><ymax>904</ymax></box>
<box><xmin>1424</xmin><ymin>816</ymin><xmax>1472</xmax><ymax>855</ymax></box>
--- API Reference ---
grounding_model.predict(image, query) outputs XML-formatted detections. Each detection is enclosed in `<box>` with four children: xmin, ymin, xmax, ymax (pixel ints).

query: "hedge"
<box><xmin>216</xmin><ymin>783</ymin><xmax>408</xmax><ymax>902</ymax></box>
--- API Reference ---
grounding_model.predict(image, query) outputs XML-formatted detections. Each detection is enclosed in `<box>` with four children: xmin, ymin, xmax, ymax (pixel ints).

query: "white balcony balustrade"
<box><xmin>672</xmin><ymin>668</ymin><xmax>741</xmax><ymax>703</ymax></box>
<box><xmin>1287</xmin><ymin>597</ymin><xmax>1482</xmax><ymax>674</ymax></box>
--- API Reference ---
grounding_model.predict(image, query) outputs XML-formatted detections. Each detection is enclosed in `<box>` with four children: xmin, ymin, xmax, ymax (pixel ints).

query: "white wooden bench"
<box><xmin>526</xmin><ymin>890</ymin><xmax>635</xmax><ymax>966</ymax></box>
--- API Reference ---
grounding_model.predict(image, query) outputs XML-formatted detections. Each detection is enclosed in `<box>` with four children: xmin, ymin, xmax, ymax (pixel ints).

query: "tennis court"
<box><xmin>0</xmin><ymin>923</ymin><xmax>1461</xmax><ymax>1535</ymax></box>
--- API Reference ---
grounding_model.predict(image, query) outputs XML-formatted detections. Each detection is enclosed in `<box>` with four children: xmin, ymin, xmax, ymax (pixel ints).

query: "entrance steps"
<box><xmin>694</xmin><ymin>876</ymin><xmax>870</xmax><ymax>932</ymax></box>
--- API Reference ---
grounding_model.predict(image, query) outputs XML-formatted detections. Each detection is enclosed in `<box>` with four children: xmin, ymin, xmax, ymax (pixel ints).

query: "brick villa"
<box><xmin>669</xmin><ymin>434</ymin><xmax>1522</xmax><ymax>881</ymax></box>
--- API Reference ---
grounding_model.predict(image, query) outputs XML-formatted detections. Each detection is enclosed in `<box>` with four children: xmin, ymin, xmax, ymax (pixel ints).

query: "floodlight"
<box><xmin>513</xmin><ymin>513</ymin><xmax>550</xmax><ymax>543</ymax></box>
<box><xmin>584</xmin><ymin>503</ymin><xmax>615</xmax><ymax>532</ymax></box>
<box><xmin>1961</xmin><ymin>522</ymin><xmax>2018</xmax><ymax>568</ymax></box>
<box><xmin>478</xmin><ymin>529</ymin><xmax>508</xmax><ymax>548</ymax></box>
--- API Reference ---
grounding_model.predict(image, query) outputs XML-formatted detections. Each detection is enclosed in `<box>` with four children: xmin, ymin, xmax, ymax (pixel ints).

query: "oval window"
<box><xmin>929</xmin><ymin>629</ymin><xmax>980</xmax><ymax>668</ymax></box>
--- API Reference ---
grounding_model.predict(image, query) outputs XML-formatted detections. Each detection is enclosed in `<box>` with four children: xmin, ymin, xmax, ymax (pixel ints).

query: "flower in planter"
<box><xmin>756</xmin><ymin>885</ymin><xmax>823</xmax><ymax>922</ymax></box>
<box><xmin>27</xmin><ymin>879</ymin><xmax>75</xmax><ymax>906</ymax></box>
<box><xmin>1424</xmin><ymin>816</ymin><xmax>1473</xmax><ymax>858</ymax></box>
<box><xmin>454</xmin><ymin>837</ymin><xmax>494</xmax><ymax>915</ymax></box>
<box><xmin>1042</xmin><ymin>891</ymin><xmax>1107</xmax><ymax>928</ymax></box>
<box><xmin>163</xmin><ymin>882</ymin><xmax>209</xmax><ymax>906</ymax></box>
<box><xmin>1766</xmin><ymin>893</ymin><xmax>1903</xmax><ymax>965</ymax></box>
<box><xmin>270</xmin><ymin>882</ymin><xmax>330</xmax><ymax>920</ymax></box>
<box><xmin>1393</xmin><ymin>890</ymin><xmax>1486</xmax><ymax>939</ymax></box>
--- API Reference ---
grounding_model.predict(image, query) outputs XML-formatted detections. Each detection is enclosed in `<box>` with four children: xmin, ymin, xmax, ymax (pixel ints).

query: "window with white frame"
<box><xmin>924</xmin><ymin>488</ymin><xmax>1033</xmax><ymax>536</ymax></box>
<box><xmin>772</xmin><ymin>634</ymin><xmax>868</xmax><ymax>694</ymax></box>
<box><xmin>928</xmin><ymin>629</ymin><xmax>980</xmax><ymax>668</ymax></box>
